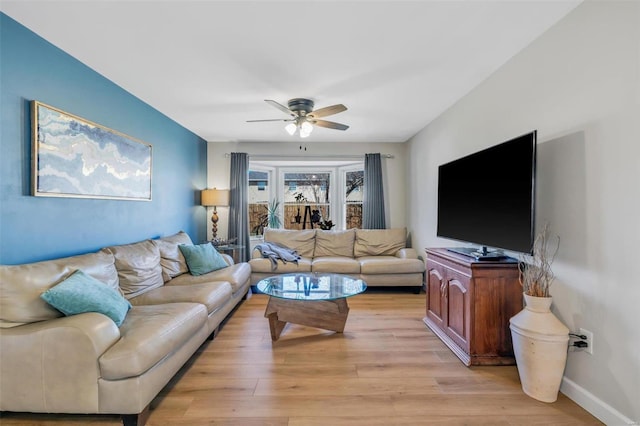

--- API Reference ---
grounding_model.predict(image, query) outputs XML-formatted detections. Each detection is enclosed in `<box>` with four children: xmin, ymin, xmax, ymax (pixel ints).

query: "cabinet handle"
<box><xmin>440</xmin><ymin>281</ymin><xmax>446</xmax><ymax>297</ymax></box>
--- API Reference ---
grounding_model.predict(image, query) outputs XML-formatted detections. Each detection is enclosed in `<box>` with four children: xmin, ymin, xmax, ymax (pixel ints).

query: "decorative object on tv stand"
<box><xmin>201</xmin><ymin>188</ymin><xmax>229</xmax><ymax>239</ymax></box>
<box><xmin>509</xmin><ymin>223</ymin><xmax>569</xmax><ymax>403</ymax></box>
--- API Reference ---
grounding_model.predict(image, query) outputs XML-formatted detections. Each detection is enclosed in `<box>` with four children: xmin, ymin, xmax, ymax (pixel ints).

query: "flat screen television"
<box><xmin>437</xmin><ymin>131</ymin><xmax>537</xmax><ymax>260</ymax></box>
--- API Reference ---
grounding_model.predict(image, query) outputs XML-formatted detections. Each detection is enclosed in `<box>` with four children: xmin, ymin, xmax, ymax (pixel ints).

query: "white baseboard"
<box><xmin>561</xmin><ymin>377</ymin><xmax>637</xmax><ymax>425</ymax></box>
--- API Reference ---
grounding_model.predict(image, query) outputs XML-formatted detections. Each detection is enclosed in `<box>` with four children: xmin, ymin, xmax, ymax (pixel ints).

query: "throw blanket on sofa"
<box><xmin>255</xmin><ymin>242</ymin><xmax>301</xmax><ymax>271</ymax></box>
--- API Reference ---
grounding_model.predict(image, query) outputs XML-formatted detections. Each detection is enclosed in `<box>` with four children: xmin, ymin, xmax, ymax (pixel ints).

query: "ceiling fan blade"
<box><xmin>246</xmin><ymin>118</ymin><xmax>294</xmax><ymax>123</ymax></box>
<box><xmin>265</xmin><ymin>99</ymin><xmax>296</xmax><ymax>117</ymax></box>
<box><xmin>307</xmin><ymin>104</ymin><xmax>347</xmax><ymax>119</ymax></box>
<box><xmin>312</xmin><ymin>119</ymin><xmax>349</xmax><ymax>131</ymax></box>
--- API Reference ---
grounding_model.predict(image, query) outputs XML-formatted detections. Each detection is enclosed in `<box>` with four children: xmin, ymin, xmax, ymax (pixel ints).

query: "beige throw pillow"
<box><xmin>103</xmin><ymin>240</ymin><xmax>164</xmax><ymax>299</ymax></box>
<box><xmin>152</xmin><ymin>231</ymin><xmax>193</xmax><ymax>281</ymax></box>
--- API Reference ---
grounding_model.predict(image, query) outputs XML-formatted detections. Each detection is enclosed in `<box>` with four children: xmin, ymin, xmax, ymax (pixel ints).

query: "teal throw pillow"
<box><xmin>179</xmin><ymin>243</ymin><xmax>228</xmax><ymax>276</ymax></box>
<box><xmin>41</xmin><ymin>270</ymin><xmax>132</xmax><ymax>326</ymax></box>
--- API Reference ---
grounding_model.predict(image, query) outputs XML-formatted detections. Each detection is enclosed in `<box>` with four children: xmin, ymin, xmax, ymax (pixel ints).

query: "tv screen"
<box><xmin>437</xmin><ymin>131</ymin><xmax>536</xmax><ymax>258</ymax></box>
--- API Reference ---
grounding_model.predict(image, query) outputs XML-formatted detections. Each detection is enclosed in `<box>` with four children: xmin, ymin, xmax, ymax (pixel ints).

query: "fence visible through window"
<box><xmin>248</xmin><ymin>170</ymin><xmax>270</xmax><ymax>236</ymax></box>
<box><xmin>248</xmin><ymin>165</ymin><xmax>364</xmax><ymax>235</ymax></box>
<box><xmin>283</xmin><ymin>172</ymin><xmax>331</xmax><ymax>230</ymax></box>
<box><xmin>345</xmin><ymin>170</ymin><xmax>363</xmax><ymax>229</ymax></box>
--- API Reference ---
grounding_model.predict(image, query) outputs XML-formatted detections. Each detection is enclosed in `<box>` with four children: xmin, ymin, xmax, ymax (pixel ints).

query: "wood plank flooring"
<box><xmin>1</xmin><ymin>291</ymin><xmax>602</xmax><ymax>425</ymax></box>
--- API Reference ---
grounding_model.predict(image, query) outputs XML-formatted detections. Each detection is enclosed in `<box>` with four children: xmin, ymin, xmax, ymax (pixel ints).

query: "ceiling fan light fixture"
<box><xmin>299</xmin><ymin>120</ymin><xmax>313</xmax><ymax>138</ymax></box>
<box><xmin>301</xmin><ymin>121</ymin><xmax>313</xmax><ymax>134</ymax></box>
<box><xmin>285</xmin><ymin>123</ymin><xmax>297</xmax><ymax>135</ymax></box>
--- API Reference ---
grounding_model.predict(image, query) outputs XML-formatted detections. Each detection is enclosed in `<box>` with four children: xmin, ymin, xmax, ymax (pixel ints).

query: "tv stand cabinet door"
<box><xmin>425</xmin><ymin>264</ymin><xmax>446</xmax><ymax>329</ymax></box>
<box><xmin>444</xmin><ymin>270</ymin><xmax>471</xmax><ymax>353</ymax></box>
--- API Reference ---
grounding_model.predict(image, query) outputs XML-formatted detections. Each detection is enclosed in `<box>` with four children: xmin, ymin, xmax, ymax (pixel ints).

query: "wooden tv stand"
<box><xmin>423</xmin><ymin>248</ymin><xmax>523</xmax><ymax>366</ymax></box>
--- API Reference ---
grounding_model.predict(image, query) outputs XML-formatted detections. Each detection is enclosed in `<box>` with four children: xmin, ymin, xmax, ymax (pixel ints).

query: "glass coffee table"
<box><xmin>256</xmin><ymin>272</ymin><xmax>367</xmax><ymax>341</ymax></box>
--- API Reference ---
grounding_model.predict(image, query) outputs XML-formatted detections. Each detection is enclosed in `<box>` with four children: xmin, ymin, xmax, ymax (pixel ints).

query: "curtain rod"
<box><xmin>224</xmin><ymin>153</ymin><xmax>394</xmax><ymax>159</ymax></box>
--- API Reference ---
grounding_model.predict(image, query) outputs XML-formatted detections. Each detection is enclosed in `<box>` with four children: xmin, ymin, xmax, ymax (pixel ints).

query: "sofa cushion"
<box><xmin>40</xmin><ymin>270</ymin><xmax>132</xmax><ymax>326</ymax></box>
<box><xmin>102</xmin><ymin>240</ymin><xmax>164</xmax><ymax>299</ymax></box>
<box><xmin>179</xmin><ymin>243</ymin><xmax>227</xmax><ymax>276</ymax></box>
<box><xmin>130</xmin><ymin>282</ymin><xmax>232</xmax><ymax>315</ymax></box>
<box><xmin>312</xmin><ymin>257</ymin><xmax>361</xmax><ymax>274</ymax></box>
<box><xmin>167</xmin><ymin>262</ymin><xmax>251</xmax><ymax>294</ymax></box>
<box><xmin>354</xmin><ymin>228</ymin><xmax>407</xmax><ymax>257</ymax></box>
<box><xmin>0</xmin><ymin>251</ymin><xmax>118</xmax><ymax>325</ymax></box>
<box><xmin>263</xmin><ymin>228</ymin><xmax>316</xmax><ymax>257</ymax></box>
<box><xmin>314</xmin><ymin>229</ymin><xmax>355</xmax><ymax>258</ymax></box>
<box><xmin>249</xmin><ymin>257</ymin><xmax>312</xmax><ymax>274</ymax></box>
<box><xmin>152</xmin><ymin>231</ymin><xmax>193</xmax><ymax>281</ymax></box>
<box><xmin>99</xmin><ymin>303</ymin><xmax>207</xmax><ymax>380</ymax></box>
<box><xmin>358</xmin><ymin>256</ymin><xmax>426</xmax><ymax>274</ymax></box>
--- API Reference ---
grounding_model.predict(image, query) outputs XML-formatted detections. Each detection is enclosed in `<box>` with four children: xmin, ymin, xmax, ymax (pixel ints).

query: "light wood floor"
<box><xmin>1</xmin><ymin>290</ymin><xmax>602</xmax><ymax>426</ymax></box>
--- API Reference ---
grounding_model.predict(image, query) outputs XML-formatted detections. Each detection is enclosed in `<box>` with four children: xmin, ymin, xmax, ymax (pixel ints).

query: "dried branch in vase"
<box><xmin>519</xmin><ymin>223</ymin><xmax>560</xmax><ymax>298</ymax></box>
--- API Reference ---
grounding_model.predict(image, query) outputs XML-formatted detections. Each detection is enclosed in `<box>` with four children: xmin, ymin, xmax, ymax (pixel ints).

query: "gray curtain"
<box><xmin>362</xmin><ymin>153</ymin><xmax>386</xmax><ymax>229</ymax></box>
<box><xmin>228</xmin><ymin>152</ymin><xmax>250</xmax><ymax>262</ymax></box>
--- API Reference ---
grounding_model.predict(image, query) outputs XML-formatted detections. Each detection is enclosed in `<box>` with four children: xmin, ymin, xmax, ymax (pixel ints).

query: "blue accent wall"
<box><xmin>0</xmin><ymin>14</ymin><xmax>208</xmax><ymax>265</ymax></box>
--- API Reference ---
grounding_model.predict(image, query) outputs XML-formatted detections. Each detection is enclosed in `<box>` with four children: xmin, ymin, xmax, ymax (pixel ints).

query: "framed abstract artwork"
<box><xmin>31</xmin><ymin>101</ymin><xmax>152</xmax><ymax>201</ymax></box>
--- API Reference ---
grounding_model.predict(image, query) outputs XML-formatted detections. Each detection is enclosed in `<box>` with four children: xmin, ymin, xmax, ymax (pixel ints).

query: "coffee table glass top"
<box><xmin>257</xmin><ymin>273</ymin><xmax>367</xmax><ymax>301</ymax></box>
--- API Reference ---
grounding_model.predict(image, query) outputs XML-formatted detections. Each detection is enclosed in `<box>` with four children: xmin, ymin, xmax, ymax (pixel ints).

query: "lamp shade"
<box><xmin>201</xmin><ymin>188</ymin><xmax>229</xmax><ymax>207</ymax></box>
<box><xmin>285</xmin><ymin>123</ymin><xmax>297</xmax><ymax>135</ymax></box>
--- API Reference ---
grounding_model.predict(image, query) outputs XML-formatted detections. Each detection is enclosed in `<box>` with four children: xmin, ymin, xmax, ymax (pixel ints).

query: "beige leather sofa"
<box><xmin>250</xmin><ymin>228</ymin><xmax>425</xmax><ymax>290</ymax></box>
<box><xmin>0</xmin><ymin>231</ymin><xmax>251</xmax><ymax>425</ymax></box>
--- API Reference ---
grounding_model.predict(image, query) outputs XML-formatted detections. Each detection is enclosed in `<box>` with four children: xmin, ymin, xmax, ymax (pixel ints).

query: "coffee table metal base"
<box><xmin>264</xmin><ymin>296</ymin><xmax>350</xmax><ymax>341</ymax></box>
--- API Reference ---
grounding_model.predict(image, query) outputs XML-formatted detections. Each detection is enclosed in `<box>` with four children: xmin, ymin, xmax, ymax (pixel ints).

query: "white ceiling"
<box><xmin>1</xmin><ymin>1</ymin><xmax>581</xmax><ymax>144</ymax></box>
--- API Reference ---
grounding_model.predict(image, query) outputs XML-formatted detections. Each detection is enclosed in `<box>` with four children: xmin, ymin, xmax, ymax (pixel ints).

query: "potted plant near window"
<box><xmin>266</xmin><ymin>199</ymin><xmax>281</xmax><ymax>229</ymax></box>
<box><xmin>510</xmin><ymin>224</ymin><xmax>569</xmax><ymax>403</ymax></box>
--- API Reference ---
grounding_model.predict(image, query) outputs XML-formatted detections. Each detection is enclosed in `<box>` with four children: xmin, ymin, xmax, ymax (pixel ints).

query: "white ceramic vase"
<box><xmin>509</xmin><ymin>293</ymin><xmax>569</xmax><ymax>403</ymax></box>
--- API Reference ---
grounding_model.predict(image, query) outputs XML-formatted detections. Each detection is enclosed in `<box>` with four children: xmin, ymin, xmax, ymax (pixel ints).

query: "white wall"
<box><xmin>407</xmin><ymin>1</ymin><xmax>639</xmax><ymax>423</ymax></box>
<box><xmin>207</xmin><ymin>141</ymin><xmax>409</xmax><ymax>241</ymax></box>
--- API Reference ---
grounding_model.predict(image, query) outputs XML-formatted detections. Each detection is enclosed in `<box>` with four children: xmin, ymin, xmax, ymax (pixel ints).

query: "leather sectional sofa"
<box><xmin>249</xmin><ymin>228</ymin><xmax>426</xmax><ymax>290</ymax></box>
<box><xmin>0</xmin><ymin>231</ymin><xmax>251</xmax><ymax>425</ymax></box>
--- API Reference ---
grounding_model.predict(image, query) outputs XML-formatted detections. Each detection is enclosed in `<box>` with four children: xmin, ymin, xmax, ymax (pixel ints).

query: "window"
<box><xmin>248</xmin><ymin>169</ymin><xmax>272</xmax><ymax>236</ymax></box>
<box><xmin>248</xmin><ymin>161</ymin><xmax>363</xmax><ymax>233</ymax></box>
<box><xmin>344</xmin><ymin>169</ymin><xmax>363</xmax><ymax>229</ymax></box>
<box><xmin>283</xmin><ymin>172</ymin><xmax>331</xmax><ymax>230</ymax></box>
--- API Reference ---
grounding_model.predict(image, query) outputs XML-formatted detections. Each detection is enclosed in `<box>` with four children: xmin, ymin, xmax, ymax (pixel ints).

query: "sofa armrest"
<box><xmin>251</xmin><ymin>247</ymin><xmax>263</xmax><ymax>259</ymax></box>
<box><xmin>221</xmin><ymin>253</ymin><xmax>234</xmax><ymax>265</ymax></box>
<box><xmin>0</xmin><ymin>313</ymin><xmax>120</xmax><ymax>412</ymax></box>
<box><xmin>396</xmin><ymin>248</ymin><xmax>419</xmax><ymax>259</ymax></box>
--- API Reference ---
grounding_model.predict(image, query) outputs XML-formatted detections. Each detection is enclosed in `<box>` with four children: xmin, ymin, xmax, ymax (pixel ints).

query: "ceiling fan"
<box><xmin>247</xmin><ymin>98</ymin><xmax>349</xmax><ymax>138</ymax></box>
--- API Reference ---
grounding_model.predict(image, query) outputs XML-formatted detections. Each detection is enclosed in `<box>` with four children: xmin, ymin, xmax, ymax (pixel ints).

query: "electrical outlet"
<box><xmin>579</xmin><ymin>328</ymin><xmax>593</xmax><ymax>355</ymax></box>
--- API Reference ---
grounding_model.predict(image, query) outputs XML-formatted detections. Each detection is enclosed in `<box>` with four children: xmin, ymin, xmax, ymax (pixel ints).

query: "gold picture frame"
<box><xmin>31</xmin><ymin>101</ymin><xmax>152</xmax><ymax>201</ymax></box>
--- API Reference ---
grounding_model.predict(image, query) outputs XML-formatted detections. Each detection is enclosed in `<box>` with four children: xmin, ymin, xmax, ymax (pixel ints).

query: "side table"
<box><xmin>211</xmin><ymin>243</ymin><xmax>245</xmax><ymax>263</ymax></box>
